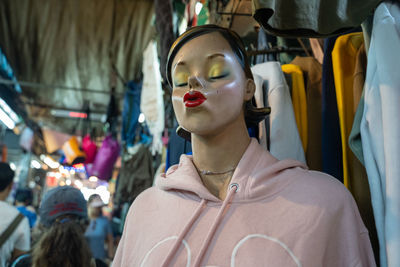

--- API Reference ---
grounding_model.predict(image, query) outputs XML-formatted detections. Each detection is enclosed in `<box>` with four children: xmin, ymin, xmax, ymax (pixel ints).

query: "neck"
<box><xmin>0</xmin><ymin>189</ymin><xmax>10</xmax><ymax>201</ymax></box>
<box><xmin>191</xmin><ymin>116</ymin><xmax>251</xmax><ymax>199</ymax></box>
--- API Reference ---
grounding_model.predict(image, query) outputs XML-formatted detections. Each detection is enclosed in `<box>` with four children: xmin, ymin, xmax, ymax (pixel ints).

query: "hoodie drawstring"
<box><xmin>161</xmin><ymin>198</ymin><xmax>207</xmax><ymax>267</ymax></box>
<box><xmin>161</xmin><ymin>184</ymin><xmax>238</xmax><ymax>267</ymax></box>
<box><xmin>193</xmin><ymin>184</ymin><xmax>238</xmax><ymax>267</ymax></box>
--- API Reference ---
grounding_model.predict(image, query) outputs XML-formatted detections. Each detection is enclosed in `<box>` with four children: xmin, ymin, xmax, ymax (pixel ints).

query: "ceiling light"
<box><xmin>42</xmin><ymin>155</ymin><xmax>60</xmax><ymax>169</ymax></box>
<box><xmin>0</xmin><ymin>98</ymin><xmax>19</xmax><ymax>122</ymax></box>
<box><xmin>0</xmin><ymin>108</ymin><xmax>15</xmax><ymax>129</ymax></box>
<box><xmin>74</xmin><ymin>179</ymin><xmax>83</xmax><ymax>189</ymax></box>
<box><xmin>89</xmin><ymin>176</ymin><xmax>98</xmax><ymax>182</ymax></box>
<box><xmin>30</xmin><ymin>160</ymin><xmax>41</xmax><ymax>169</ymax></box>
<box><xmin>50</xmin><ymin>109</ymin><xmax>104</xmax><ymax>121</ymax></box>
<box><xmin>95</xmin><ymin>185</ymin><xmax>110</xmax><ymax>204</ymax></box>
<box><xmin>9</xmin><ymin>162</ymin><xmax>16</xmax><ymax>171</ymax></box>
<box><xmin>138</xmin><ymin>113</ymin><xmax>145</xmax><ymax>123</ymax></box>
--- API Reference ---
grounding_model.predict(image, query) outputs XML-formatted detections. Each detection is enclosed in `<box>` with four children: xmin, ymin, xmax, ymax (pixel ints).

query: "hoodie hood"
<box><xmin>156</xmin><ymin>138</ymin><xmax>307</xmax><ymax>203</ymax></box>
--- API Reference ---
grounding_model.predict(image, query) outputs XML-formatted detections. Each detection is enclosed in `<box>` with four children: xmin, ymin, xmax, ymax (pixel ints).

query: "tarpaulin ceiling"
<box><xmin>0</xmin><ymin>0</ymin><xmax>155</xmax><ymax>134</ymax></box>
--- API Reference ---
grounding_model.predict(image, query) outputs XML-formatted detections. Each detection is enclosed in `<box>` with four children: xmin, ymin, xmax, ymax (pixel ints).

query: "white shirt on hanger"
<box><xmin>252</xmin><ymin>62</ymin><xmax>306</xmax><ymax>164</ymax></box>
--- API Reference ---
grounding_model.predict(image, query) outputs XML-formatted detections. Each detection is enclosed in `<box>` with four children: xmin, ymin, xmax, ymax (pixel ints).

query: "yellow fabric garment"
<box><xmin>332</xmin><ymin>32</ymin><xmax>364</xmax><ymax>188</ymax></box>
<box><xmin>282</xmin><ymin>64</ymin><xmax>308</xmax><ymax>152</ymax></box>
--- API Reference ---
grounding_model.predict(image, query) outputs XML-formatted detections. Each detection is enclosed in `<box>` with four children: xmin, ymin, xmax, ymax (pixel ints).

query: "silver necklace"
<box><xmin>198</xmin><ymin>167</ymin><xmax>236</xmax><ymax>175</ymax></box>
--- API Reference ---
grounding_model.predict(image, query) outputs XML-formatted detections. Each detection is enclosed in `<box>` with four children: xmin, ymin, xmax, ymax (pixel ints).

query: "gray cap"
<box><xmin>39</xmin><ymin>186</ymin><xmax>87</xmax><ymax>227</ymax></box>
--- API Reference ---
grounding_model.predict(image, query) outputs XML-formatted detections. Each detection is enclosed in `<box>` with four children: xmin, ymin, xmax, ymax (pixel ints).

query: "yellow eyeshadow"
<box><xmin>208</xmin><ymin>64</ymin><xmax>228</xmax><ymax>78</ymax></box>
<box><xmin>173</xmin><ymin>72</ymin><xmax>189</xmax><ymax>86</ymax></box>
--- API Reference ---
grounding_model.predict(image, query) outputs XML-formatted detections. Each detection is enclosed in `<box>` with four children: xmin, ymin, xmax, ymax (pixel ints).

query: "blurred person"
<box><xmin>11</xmin><ymin>186</ymin><xmax>107</xmax><ymax>267</ymax></box>
<box><xmin>0</xmin><ymin>163</ymin><xmax>30</xmax><ymax>267</ymax></box>
<box><xmin>14</xmin><ymin>188</ymin><xmax>37</xmax><ymax>228</ymax></box>
<box><xmin>85</xmin><ymin>194</ymin><xmax>115</xmax><ymax>264</ymax></box>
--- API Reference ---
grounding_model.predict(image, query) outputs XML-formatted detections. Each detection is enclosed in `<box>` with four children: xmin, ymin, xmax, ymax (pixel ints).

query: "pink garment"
<box><xmin>114</xmin><ymin>139</ymin><xmax>376</xmax><ymax>267</ymax></box>
<box><xmin>82</xmin><ymin>135</ymin><xmax>97</xmax><ymax>164</ymax></box>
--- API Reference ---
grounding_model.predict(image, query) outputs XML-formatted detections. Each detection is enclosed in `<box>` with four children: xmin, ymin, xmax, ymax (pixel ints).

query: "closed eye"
<box><xmin>173</xmin><ymin>72</ymin><xmax>189</xmax><ymax>87</ymax></box>
<box><xmin>175</xmin><ymin>82</ymin><xmax>188</xmax><ymax>87</ymax></box>
<box><xmin>210</xmin><ymin>72</ymin><xmax>229</xmax><ymax>80</ymax></box>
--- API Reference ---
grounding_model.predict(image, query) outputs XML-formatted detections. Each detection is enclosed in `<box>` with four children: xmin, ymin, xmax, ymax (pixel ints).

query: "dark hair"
<box><xmin>88</xmin><ymin>193</ymin><xmax>101</xmax><ymax>204</ymax></box>
<box><xmin>166</xmin><ymin>24</ymin><xmax>270</xmax><ymax>132</ymax></box>
<box><xmin>32</xmin><ymin>215</ymin><xmax>92</xmax><ymax>267</ymax></box>
<box><xmin>15</xmin><ymin>188</ymin><xmax>33</xmax><ymax>205</ymax></box>
<box><xmin>0</xmin><ymin>162</ymin><xmax>15</xmax><ymax>191</ymax></box>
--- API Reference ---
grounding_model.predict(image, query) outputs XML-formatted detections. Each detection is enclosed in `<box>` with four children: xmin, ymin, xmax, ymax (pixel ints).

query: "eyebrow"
<box><xmin>173</xmin><ymin>53</ymin><xmax>226</xmax><ymax>69</ymax></box>
<box><xmin>173</xmin><ymin>61</ymin><xmax>186</xmax><ymax>69</ymax></box>
<box><xmin>207</xmin><ymin>53</ymin><xmax>225</xmax><ymax>60</ymax></box>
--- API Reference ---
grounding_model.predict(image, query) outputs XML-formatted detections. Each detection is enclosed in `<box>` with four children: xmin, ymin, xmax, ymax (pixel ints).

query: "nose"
<box><xmin>188</xmin><ymin>76</ymin><xmax>203</xmax><ymax>90</ymax></box>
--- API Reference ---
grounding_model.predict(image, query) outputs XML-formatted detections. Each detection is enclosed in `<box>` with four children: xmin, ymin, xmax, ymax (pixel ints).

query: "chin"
<box><xmin>176</xmin><ymin>107</ymin><xmax>244</xmax><ymax>137</ymax></box>
<box><xmin>181</xmin><ymin>120</ymin><xmax>235</xmax><ymax>137</ymax></box>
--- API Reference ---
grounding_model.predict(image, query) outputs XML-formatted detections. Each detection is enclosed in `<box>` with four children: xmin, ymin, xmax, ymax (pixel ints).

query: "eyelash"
<box><xmin>174</xmin><ymin>71</ymin><xmax>229</xmax><ymax>87</ymax></box>
<box><xmin>209</xmin><ymin>73</ymin><xmax>229</xmax><ymax>80</ymax></box>
<box><xmin>175</xmin><ymin>82</ymin><xmax>188</xmax><ymax>87</ymax></box>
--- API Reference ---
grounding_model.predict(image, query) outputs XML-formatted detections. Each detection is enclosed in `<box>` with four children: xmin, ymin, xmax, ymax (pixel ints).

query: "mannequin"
<box><xmin>169</xmin><ymin>27</ymin><xmax>269</xmax><ymax>200</ymax></box>
<box><xmin>113</xmin><ymin>25</ymin><xmax>375</xmax><ymax>267</ymax></box>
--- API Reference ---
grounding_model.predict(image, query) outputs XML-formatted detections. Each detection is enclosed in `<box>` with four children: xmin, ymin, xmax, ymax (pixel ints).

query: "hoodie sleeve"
<box><xmin>349</xmin><ymin>194</ymin><xmax>376</xmax><ymax>267</ymax></box>
<box><xmin>334</xmin><ymin>186</ymin><xmax>377</xmax><ymax>267</ymax></box>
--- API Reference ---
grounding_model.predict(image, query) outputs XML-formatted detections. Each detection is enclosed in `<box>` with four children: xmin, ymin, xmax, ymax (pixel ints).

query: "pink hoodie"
<box><xmin>113</xmin><ymin>139</ymin><xmax>376</xmax><ymax>267</ymax></box>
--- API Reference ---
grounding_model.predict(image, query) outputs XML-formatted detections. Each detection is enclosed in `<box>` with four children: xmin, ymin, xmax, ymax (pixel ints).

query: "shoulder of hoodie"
<box><xmin>252</xmin><ymin>145</ymin><xmax>355</xmax><ymax>207</ymax></box>
<box><xmin>279</xmin><ymin>164</ymin><xmax>360</xmax><ymax>214</ymax></box>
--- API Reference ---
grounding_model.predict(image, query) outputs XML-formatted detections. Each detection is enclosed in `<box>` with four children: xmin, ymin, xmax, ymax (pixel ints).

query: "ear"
<box><xmin>244</xmin><ymin>79</ymin><xmax>255</xmax><ymax>101</ymax></box>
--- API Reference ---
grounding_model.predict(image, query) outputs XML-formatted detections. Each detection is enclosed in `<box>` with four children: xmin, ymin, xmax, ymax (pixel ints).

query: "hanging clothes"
<box><xmin>309</xmin><ymin>39</ymin><xmax>324</xmax><ymax>64</ymax></box>
<box><xmin>281</xmin><ymin>64</ymin><xmax>308</xmax><ymax>152</ymax></box>
<box><xmin>121</xmin><ymin>81</ymin><xmax>142</xmax><ymax>147</ymax></box>
<box><xmin>255</xmin><ymin>28</ymin><xmax>277</xmax><ymax>63</ymax></box>
<box><xmin>360</xmin><ymin>2</ymin><xmax>400</xmax><ymax>266</ymax></box>
<box><xmin>331</xmin><ymin>31</ymin><xmax>364</xmax><ymax>189</ymax></box>
<box><xmin>141</xmin><ymin>41</ymin><xmax>165</xmax><ymax>155</ymax></box>
<box><xmin>276</xmin><ymin>37</ymin><xmax>303</xmax><ymax>64</ymax></box>
<box><xmin>252</xmin><ymin>0</ymin><xmax>382</xmax><ymax>37</ymax></box>
<box><xmin>252</xmin><ymin>73</ymin><xmax>269</xmax><ymax>150</ymax></box>
<box><xmin>290</xmin><ymin>56</ymin><xmax>323</xmax><ymax>171</ymax></box>
<box><xmin>361</xmin><ymin>14</ymin><xmax>374</xmax><ymax>54</ymax></box>
<box><xmin>154</xmin><ymin>0</ymin><xmax>174</xmax><ymax>83</ymax></box>
<box><xmin>89</xmin><ymin>134</ymin><xmax>120</xmax><ymax>181</ymax></box>
<box><xmin>332</xmin><ymin>33</ymin><xmax>379</xmax><ymax>262</ymax></box>
<box><xmin>166</xmin><ymin>125</ymin><xmax>192</xmax><ymax>170</ymax></box>
<box><xmin>251</xmin><ymin>62</ymin><xmax>306</xmax><ymax>164</ymax></box>
<box><xmin>106</xmin><ymin>87</ymin><xmax>119</xmax><ymax>136</ymax></box>
<box><xmin>348</xmin><ymin>42</ymin><xmax>368</xmax><ymax>164</ymax></box>
<box><xmin>114</xmin><ymin>144</ymin><xmax>154</xmax><ymax>206</ymax></box>
<box><xmin>352</xmin><ymin>44</ymin><xmax>367</xmax><ymax>112</ymax></box>
<box><xmin>321</xmin><ymin>37</ymin><xmax>343</xmax><ymax>182</ymax></box>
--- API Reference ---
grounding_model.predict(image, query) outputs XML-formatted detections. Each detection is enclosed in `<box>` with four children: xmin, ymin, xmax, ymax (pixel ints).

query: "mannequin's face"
<box><xmin>171</xmin><ymin>32</ymin><xmax>254</xmax><ymax>136</ymax></box>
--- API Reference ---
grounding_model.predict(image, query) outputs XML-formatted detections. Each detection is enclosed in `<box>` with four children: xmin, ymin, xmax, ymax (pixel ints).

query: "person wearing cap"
<box><xmin>11</xmin><ymin>186</ymin><xmax>108</xmax><ymax>267</ymax></box>
<box><xmin>85</xmin><ymin>194</ymin><xmax>114</xmax><ymax>264</ymax></box>
<box><xmin>0</xmin><ymin>163</ymin><xmax>30</xmax><ymax>267</ymax></box>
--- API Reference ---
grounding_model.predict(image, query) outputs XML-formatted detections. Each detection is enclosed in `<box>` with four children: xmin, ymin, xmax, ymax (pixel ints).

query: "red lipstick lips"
<box><xmin>183</xmin><ymin>91</ymin><xmax>206</xmax><ymax>108</ymax></box>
